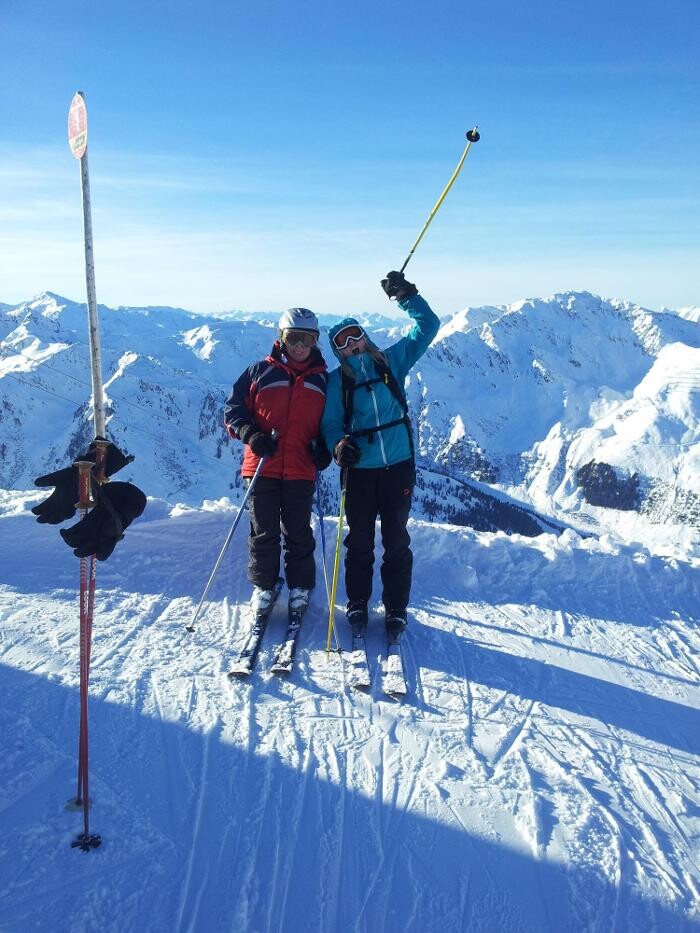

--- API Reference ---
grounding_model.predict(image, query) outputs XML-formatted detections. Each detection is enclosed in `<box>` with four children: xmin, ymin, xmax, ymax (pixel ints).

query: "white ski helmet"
<box><xmin>278</xmin><ymin>307</ymin><xmax>319</xmax><ymax>335</ymax></box>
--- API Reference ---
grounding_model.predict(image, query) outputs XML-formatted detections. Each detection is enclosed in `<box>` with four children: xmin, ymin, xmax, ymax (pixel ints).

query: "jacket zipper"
<box><xmin>360</xmin><ymin>356</ymin><xmax>388</xmax><ymax>466</ymax></box>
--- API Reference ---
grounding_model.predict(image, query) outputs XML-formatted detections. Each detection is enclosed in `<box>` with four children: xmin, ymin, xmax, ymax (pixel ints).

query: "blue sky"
<box><xmin>1</xmin><ymin>0</ymin><xmax>698</xmax><ymax>316</ymax></box>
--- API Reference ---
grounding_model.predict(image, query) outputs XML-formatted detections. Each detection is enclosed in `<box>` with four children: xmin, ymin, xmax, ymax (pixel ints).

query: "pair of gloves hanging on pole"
<box><xmin>32</xmin><ymin>439</ymin><xmax>146</xmax><ymax>561</ymax></box>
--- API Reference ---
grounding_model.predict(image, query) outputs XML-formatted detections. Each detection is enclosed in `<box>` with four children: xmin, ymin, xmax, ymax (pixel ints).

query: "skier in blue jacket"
<box><xmin>321</xmin><ymin>271</ymin><xmax>440</xmax><ymax>635</ymax></box>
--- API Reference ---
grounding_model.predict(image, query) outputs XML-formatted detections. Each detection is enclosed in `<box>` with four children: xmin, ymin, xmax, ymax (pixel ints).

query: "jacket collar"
<box><xmin>267</xmin><ymin>340</ymin><xmax>327</xmax><ymax>376</ymax></box>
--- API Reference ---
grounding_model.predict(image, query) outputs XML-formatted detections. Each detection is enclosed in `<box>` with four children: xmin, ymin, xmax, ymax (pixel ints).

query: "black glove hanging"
<box><xmin>31</xmin><ymin>440</ymin><xmax>135</xmax><ymax>525</ymax></box>
<box><xmin>32</xmin><ymin>466</ymin><xmax>81</xmax><ymax>525</ymax></box>
<box><xmin>60</xmin><ymin>481</ymin><xmax>147</xmax><ymax>561</ymax></box>
<box><xmin>381</xmin><ymin>271</ymin><xmax>418</xmax><ymax>300</ymax></box>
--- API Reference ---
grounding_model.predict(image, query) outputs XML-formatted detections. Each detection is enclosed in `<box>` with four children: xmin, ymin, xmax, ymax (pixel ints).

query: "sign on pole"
<box><xmin>68</xmin><ymin>92</ymin><xmax>88</xmax><ymax>160</ymax></box>
<box><xmin>67</xmin><ymin>91</ymin><xmax>105</xmax><ymax>438</ymax></box>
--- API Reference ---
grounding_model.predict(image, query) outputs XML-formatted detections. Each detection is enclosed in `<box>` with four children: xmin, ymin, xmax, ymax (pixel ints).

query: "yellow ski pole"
<box><xmin>316</xmin><ymin>476</ymin><xmax>340</xmax><ymax>652</ymax></box>
<box><xmin>400</xmin><ymin>126</ymin><xmax>480</xmax><ymax>274</ymax></box>
<box><xmin>325</xmin><ymin>471</ymin><xmax>348</xmax><ymax>654</ymax></box>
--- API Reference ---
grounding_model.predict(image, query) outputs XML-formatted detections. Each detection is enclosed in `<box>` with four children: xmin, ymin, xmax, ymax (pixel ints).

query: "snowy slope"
<box><xmin>0</xmin><ymin>493</ymin><xmax>698</xmax><ymax>931</ymax></box>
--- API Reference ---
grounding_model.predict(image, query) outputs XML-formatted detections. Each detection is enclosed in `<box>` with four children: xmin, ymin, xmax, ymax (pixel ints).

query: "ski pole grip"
<box><xmin>75</xmin><ymin>461</ymin><xmax>96</xmax><ymax>509</ymax></box>
<box><xmin>91</xmin><ymin>437</ymin><xmax>110</xmax><ymax>484</ymax></box>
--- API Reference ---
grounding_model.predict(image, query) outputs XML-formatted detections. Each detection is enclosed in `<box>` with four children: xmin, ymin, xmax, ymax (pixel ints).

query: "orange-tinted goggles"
<box><xmin>332</xmin><ymin>324</ymin><xmax>365</xmax><ymax>350</ymax></box>
<box><xmin>282</xmin><ymin>329</ymin><xmax>317</xmax><ymax>348</ymax></box>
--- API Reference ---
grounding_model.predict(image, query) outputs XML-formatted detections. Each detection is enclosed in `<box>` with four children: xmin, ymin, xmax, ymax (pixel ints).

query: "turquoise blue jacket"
<box><xmin>321</xmin><ymin>295</ymin><xmax>440</xmax><ymax>469</ymax></box>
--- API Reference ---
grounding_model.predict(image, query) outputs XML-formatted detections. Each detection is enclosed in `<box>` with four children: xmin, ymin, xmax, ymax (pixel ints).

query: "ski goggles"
<box><xmin>281</xmin><ymin>329</ymin><xmax>318</xmax><ymax>348</ymax></box>
<box><xmin>332</xmin><ymin>324</ymin><xmax>366</xmax><ymax>350</ymax></box>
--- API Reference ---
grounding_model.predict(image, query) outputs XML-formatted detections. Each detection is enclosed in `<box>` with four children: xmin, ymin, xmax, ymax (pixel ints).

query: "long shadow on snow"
<box><xmin>411</xmin><ymin>620</ymin><xmax>699</xmax><ymax>756</ymax></box>
<box><xmin>444</xmin><ymin>607</ymin><xmax>699</xmax><ymax>689</ymax></box>
<box><xmin>0</xmin><ymin>663</ymin><xmax>695</xmax><ymax>933</ymax></box>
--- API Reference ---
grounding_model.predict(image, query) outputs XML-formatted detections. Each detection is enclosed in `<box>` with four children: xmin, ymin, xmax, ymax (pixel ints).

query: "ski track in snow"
<box><xmin>0</xmin><ymin>504</ymin><xmax>699</xmax><ymax>931</ymax></box>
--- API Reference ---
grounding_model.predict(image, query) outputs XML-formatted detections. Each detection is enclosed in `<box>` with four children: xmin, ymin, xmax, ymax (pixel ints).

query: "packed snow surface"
<box><xmin>0</xmin><ymin>492</ymin><xmax>698</xmax><ymax>932</ymax></box>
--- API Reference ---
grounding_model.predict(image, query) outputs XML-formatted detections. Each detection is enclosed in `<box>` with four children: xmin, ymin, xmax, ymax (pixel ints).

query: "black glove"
<box><xmin>246</xmin><ymin>431</ymin><xmax>277</xmax><ymax>457</ymax></box>
<box><xmin>334</xmin><ymin>437</ymin><xmax>361</xmax><ymax>467</ymax></box>
<box><xmin>309</xmin><ymin>438</ymin><xmax>332</xmax><ymax>471</ymax></box>
<box><xmin>31</xmin><ymin>440</ymin><xmax>134</xmax><ymax>525</ymax></box>
<box><xmin>89</xmin><ymin>438</ymin><xmax>134</xmax><ymax>476</ymax></box>
<box><xmin>60</xmin><ymin>481</ymin><xmax>147</xmax><ymax>561</ymax></box>
<box><xmin>381</xmin><ymin>271</ymin><xmax>418</xmax><ymax>300</ymax></box>
<box><xmin>238</xmin><ymin>424</ymin><xmax>278</xmax><ymax>458</ymax></box>
<box><xmin>32</xmin><ymin>467</ymin><xmax>79</xmax><ymax>524</ymax></box>
<box><xmin>250</xmin><ymin>433</ymin><xmax>278</xmax><ymax>458</ymax></box>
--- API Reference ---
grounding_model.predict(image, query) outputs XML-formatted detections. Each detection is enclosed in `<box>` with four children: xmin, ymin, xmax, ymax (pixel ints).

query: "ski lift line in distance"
<box><xmin>2</xmin><ymin>369</ymin><xmax>93</xmax><ymax>411</ymax></box>
<box><xmin>0</xmin><ymin>361</ymin><xmax>207</xmax><ymax>450</ymax></box>
<box><xmin>2</xmin><ymin>370</ymin><xmax>239</xmax><ymax>470</ymax></box>
<box><xmin>0</xmin><ymin>345</ymin><xmax>233</xmax><ymax>457</ymax></box>
<box><xmin>0</xmin><ymin>343</ymin><xmax>227</xmax><ymax>436</ymax></box>
<box><xmin>2</xmin><ymin>370</ymin><xmax>233</xmax><ymax>467</ymax></box>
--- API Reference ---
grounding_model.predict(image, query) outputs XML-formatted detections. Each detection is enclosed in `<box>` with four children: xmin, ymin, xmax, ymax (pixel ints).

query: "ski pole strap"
<box><xmin>93</xmin><ymin>477</ymin><xmax>124</xmax><ymax>540</ymax></box>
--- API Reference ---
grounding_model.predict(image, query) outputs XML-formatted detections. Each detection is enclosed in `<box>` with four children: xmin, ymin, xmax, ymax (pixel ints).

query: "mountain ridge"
<box><xmin>1</xmin><ymin>289</ymin><xmax>698</xmax><ymax>543</ymax></box>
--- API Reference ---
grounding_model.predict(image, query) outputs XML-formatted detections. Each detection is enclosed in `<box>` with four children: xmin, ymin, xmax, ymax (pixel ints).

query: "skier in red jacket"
<box><xmin>224</xmin><ymin>308</ymin><xmax>332</xmax><ymax>615</ymax></box>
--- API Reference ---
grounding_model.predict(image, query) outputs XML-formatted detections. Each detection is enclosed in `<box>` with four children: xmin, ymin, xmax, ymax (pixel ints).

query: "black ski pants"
<box><xmin>344</xmin><ymin>459</ymin><xmax>415</xmax><ymax>611</ymax></box>
<box><xmin>247</xmin><ymin>478</ymin><xmax>316</xmax><ymax>591</ymax></box>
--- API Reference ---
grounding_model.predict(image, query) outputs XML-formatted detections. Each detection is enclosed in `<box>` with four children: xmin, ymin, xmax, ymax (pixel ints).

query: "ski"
<box><xmin>348</xmin><ymin>627</ymin><xmax>371</xmax><ymax>690</ymax></box>
<box><xmin>228</xmin><ymin>579</ymin><xmax>283</xmax><ymax>678</ymax></box>
<box><xmin>270</xmin><ymin>609</ymin><xmax>304</xmax><ymax>675</ymax></box>
<box><xmin>271</xmin><ymin>589</ymin><xmax>311</xmax><ymax>675</ymax></box>
<box><xmin>382</xmin><ymin>630</ymin><xmax>407</xmax><ymax>697</ymax></box>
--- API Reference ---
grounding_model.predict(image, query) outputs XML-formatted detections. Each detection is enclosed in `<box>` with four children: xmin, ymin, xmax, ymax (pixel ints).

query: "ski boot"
<box><xmin>347</xmin><ymin>600</ymin><xmax>368</xmax><ymax>636</ymax></box>
<box><xmin>385</xmin><ymin>608</ymin><xmax>407</xmax><ymax>638</ymax></box>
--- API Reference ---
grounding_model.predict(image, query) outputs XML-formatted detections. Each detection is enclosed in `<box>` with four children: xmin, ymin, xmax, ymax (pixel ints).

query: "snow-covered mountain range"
<box><xmin>1</xmin><ymin>290</ymin><xmax>698</xmax><ymax>540</ymax></box>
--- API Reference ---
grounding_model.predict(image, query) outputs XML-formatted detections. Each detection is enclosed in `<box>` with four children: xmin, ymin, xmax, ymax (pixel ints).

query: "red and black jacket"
<box><xmin>224</xmin><ymin>342</ymin><xmax>328</xmax><ymax>481</ymax></box>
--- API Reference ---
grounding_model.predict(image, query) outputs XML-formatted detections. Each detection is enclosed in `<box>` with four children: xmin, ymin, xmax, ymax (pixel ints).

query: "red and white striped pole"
<box><xmin>67</xmin><ymin>92</ymin><xmax>105</xmax><ymax>851</ymax></box>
